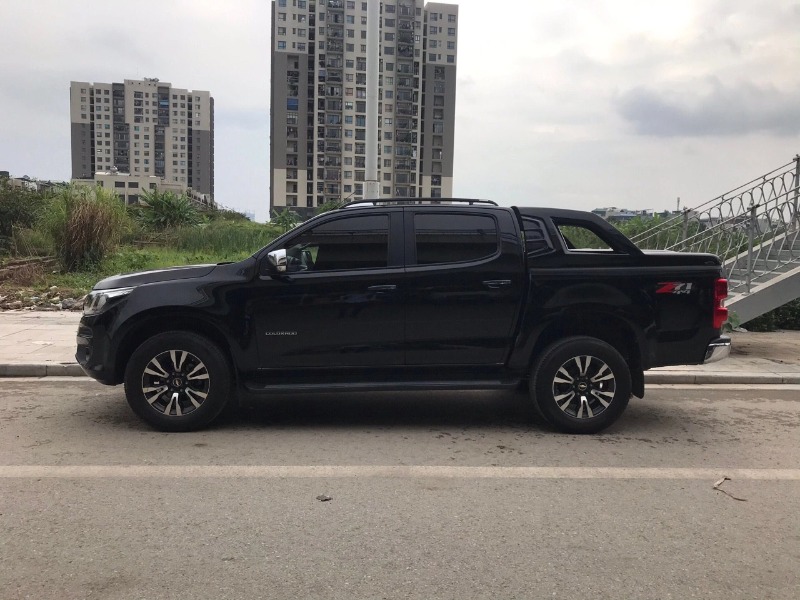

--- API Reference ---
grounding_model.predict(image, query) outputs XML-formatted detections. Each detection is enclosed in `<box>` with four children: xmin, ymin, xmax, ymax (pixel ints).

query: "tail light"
<box><xmin>713</xmin><ymin>278</ymin><xmax>728</xmax><ymax>330</ymax></box>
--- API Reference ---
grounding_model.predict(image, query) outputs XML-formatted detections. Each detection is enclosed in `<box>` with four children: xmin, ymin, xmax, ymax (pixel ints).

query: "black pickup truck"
<box><xmin>76</xmin><ymin>199</ymin><xmax>730</xmax><ymax>433</ymax></box>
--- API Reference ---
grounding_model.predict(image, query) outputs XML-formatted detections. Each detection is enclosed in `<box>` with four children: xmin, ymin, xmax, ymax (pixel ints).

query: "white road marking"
<box><xmin>1</xmin><ymin>465</ymin><xmax>799</xmax><ymax>479</ymax></box>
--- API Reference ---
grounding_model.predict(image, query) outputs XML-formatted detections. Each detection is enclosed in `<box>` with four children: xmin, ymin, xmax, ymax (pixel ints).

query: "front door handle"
<box><xmin>367</xmin><ymin>285</ymin><xmax>397</xmax><ymax>292</ymax></box>
<box><xmin>482</xmin><ymin>280</ymin><xmax>512</xmax><ymax>289</ymax></box>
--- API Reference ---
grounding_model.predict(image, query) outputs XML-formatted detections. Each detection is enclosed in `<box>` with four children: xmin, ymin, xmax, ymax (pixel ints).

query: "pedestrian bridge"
<box><xmin>630</xmin><ymin>156</ymin><xmax>800</xmax><ymax>325</ymax></box>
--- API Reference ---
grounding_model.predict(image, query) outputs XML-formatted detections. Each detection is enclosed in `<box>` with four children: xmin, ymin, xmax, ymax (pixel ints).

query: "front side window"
<box><xmin>414</xmin><ymin>213</ymin><xmax>498</xmax><ymax>265</ymax></box>
<box><xmin>284</xmin><ymin>215</ymin><xmax>390</xmax><ymax>271</ymax></box>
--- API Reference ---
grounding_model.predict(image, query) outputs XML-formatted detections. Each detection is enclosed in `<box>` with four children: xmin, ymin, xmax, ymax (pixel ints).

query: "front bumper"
<box><xmin>703</xmin><ymin>336</ymin><xmax>731</xmax><ymax>364</ymax></box>
<box><xmin>75</xmin><ymin>318</ymin><xmax>118</xmax><ymax>385</ymax></box>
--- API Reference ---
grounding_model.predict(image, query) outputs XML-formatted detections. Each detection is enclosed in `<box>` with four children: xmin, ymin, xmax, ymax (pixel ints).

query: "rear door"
<box><xmin>403</xmin><ymin>208</ymin><xmax>525</xmax><ymax>365</ymax></box>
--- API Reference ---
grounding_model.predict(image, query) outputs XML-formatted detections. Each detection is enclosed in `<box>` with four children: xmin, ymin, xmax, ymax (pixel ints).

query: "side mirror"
<box><xmin>267</xmin><ymin>249</ymin><xmax>287</xmax><ymax>273</ymax></box>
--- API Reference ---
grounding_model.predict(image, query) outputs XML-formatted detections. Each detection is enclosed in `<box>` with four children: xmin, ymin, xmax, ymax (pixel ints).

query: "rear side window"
<box><xmin>414</xmin><ymin>213</ymin><xmax>498</xmax><ymax>265</ymax></box>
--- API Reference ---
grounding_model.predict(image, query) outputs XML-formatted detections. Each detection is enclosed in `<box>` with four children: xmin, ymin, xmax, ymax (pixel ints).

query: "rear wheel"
<box><xmin>124</xmin><ymin>331</ymin><xmax>231</xmax><ymax>432</ymax></box>
<box><xmin>531</xmin><ymin>336</ymin><xmax>631</xmax><ymax>434</ymax></box>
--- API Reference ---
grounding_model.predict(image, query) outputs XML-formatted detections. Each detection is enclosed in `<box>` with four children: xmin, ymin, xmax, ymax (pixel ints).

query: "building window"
<box><xmin>448</xmin><ymin>14</ymin><xmax>456</xmax><ymax>22</ymax></box>
<box><xmin>448</xmin><ymin>27</ymin><xmax>456</xmax><ymax>35</ymax></box>
<box><xmin>447</xmin><ymin>55</ymin><xmax>454</xmax><ymax>63</ymax></box>
<box><xmin>278</xmin><ymin>41</ymin><xmax>286</xmax><ymax>49</ymax></box>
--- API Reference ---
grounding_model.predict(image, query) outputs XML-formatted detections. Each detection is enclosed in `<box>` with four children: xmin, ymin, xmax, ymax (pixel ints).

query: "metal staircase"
<box><xmin>630</xmin><ymin>155</ymin><xmax>800</xmax><ymax>324</ymax></box>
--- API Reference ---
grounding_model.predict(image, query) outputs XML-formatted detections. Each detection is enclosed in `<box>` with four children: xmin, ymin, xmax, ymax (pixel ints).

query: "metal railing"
<box><xmin>630</xmin><ymin>155</ymin><xmax>800</xmax><ymax>293</ymax></box>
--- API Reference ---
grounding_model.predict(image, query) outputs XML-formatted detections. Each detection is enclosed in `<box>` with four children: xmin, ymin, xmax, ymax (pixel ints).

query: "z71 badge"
<box><xmin>656</xmin><ymin>282</ymin><xmax>693</xmax><ymax>295</ymax></box>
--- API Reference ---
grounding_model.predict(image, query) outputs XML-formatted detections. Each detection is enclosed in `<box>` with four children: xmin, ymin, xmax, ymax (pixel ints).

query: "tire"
<box><xmin>124</xmin><ymin>331</ymin><xmax>231</xmax><ymax>432</ymax></box>
<box><xmin>531</xmin><ymin>336</ymin><xmax>631</xmax><ymax>434</ymax></box>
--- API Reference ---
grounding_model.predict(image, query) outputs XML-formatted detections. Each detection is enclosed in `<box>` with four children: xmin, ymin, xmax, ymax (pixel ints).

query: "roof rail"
<box><xmin>341</xmin><ymin>198</ymin><xmax>498</xmax><ymax>208</ymax></box>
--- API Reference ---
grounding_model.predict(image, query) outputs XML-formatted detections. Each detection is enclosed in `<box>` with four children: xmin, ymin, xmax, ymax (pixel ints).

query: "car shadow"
<box><xmin>218</xmin><ymin>389</ymin><xmax>550</xmax><ymax>431</ymax></box>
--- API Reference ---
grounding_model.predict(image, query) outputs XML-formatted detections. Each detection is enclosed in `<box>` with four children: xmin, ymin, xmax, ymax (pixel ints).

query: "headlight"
<box><xmin>83</xmin><ymin>287</ymin><xmax>135</xmax><ymax>316</ymax></box>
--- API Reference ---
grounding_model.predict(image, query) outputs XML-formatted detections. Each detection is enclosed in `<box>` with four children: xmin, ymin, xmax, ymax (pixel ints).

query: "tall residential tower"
<box><xmin>70</xmin><ymin>78</ymin><xmax>214</xmax><ymax>201</ymax></box>
<box><xmin>270</xmin><ymin>0</ymin><xmax>458</xmax><ymax>218</ymax></box>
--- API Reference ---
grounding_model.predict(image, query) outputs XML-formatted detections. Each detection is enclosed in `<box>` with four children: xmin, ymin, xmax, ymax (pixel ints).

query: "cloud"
<box><xmin>616</xmin><ymin>80</ymin><xmax>800</xmax><ymax>137</ymax></box>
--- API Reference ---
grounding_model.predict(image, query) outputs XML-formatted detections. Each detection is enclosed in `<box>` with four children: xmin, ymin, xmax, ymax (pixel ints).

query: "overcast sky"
<box><xmin>1</xmin><ymin>0</ymin><xmax>798</xmax><ymax>222</ymax></box>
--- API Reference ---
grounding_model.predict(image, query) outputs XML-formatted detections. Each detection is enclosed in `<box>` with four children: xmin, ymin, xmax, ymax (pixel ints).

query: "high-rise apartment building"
<box><xmin>270</xmin><ymin>0</ymin><xmax>458</xmax><ymax>218</ymax></box>
<box><xmin>70</xmin><ymin>78</ymin><xmax>214</xmax><ymax>201</ymax></box>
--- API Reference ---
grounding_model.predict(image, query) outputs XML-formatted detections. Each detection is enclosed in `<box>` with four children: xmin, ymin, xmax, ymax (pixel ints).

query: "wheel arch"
<box><xmin>113</xmin><ymin>309</ymin><xmax>237</xmax><ymax>387</ymax></box>
<box><xmin>527</xmin><ymin>311</ymin><xmax>645</xmax><ymax>397</ymax></box>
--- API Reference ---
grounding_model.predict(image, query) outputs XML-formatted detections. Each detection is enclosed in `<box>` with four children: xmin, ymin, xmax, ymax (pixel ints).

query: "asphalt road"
<box><xmin>1</xmin><ymin>380</ymin><xmax>799</xmax><ymax>600</ymax></box>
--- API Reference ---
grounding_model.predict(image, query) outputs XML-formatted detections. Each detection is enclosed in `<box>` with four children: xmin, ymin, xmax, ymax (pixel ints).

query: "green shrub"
<box><xmin>205</xmin><ymin>207</ymin><xmax>250</xmax><ymax>222</ymax></box>
<box><xmin>270</xmin><ymin>208</ymin><xmax>300</xmax><ymax>233</ymax></box>
<box><xmin>41</xmin><ymin>185</ymin><xmax>132</xmax><ymax>271</ymax></box>
<box><xmin>168</xmin><ymin>221</ymin><xmax>278</xmax><ymax>257</ymax></box>
<box><xmin>104</xmin><ymin>248</ymin><xmax>156</xmax><ymax>274</ymax></box>
<box><xmin>10</xmin><ymin>227</ymin><xmax>52</xmax><ymax>257</ymax></box>
<box><xmin>0</xmin><ymin>179</ymin><xmax>52</xmax><ymax>253</ymax></box>
<box><xmin>747</xmin><ymin>299</ymin><xmax>800</xmax><ymax>331</ymax></box>
<box><xmin>135</xmin><ymin>189</ymin><xmax>201</xmax><ymax>230</ymax></box>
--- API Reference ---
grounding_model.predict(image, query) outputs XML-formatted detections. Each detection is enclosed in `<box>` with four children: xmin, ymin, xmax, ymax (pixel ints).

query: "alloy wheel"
<box><xmin>140</xmin><ymin>349</ymin><xmax>210</xmax><ymax>417</ymax></box>
<box><xmin>551</xmin><ymin>354</ymin><xmax>616</xmax><ymax>419</ymax></box>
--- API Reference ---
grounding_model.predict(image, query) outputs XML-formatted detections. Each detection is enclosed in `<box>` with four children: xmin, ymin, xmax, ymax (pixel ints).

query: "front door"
<box><xmin>249</xmin><ymin>211</ymin><xmax>405</xmax><ymax>368</ymax></box>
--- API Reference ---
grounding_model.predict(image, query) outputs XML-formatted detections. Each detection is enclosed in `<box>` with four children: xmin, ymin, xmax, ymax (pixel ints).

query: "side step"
<box><xmin>242</xmin><ymin>380</ymin><xmax>523</xmax><ymax>394</ymax></box>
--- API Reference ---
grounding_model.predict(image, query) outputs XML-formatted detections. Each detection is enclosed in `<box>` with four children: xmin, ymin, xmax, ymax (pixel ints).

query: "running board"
<box><xmin>242</xmin><ymin>380</ymin><xmax>522</xmax><ymax>394</ymax></box>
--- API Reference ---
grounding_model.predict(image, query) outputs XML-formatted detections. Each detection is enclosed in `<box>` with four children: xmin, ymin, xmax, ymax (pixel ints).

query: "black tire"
<box><xmin>531</xmin><ymin>336</ymin><xmax>631</xmax><ymax>434</ymax></box>
<box><xmin>124</xmin><ymin>331</ymin><xmax>231</xmax><ymax>432</ymax></box>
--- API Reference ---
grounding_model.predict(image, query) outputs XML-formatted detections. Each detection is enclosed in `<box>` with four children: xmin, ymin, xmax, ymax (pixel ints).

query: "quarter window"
<box><xmin>414</xmin><ymin>213</ymin><xmax>498</xmax><ymax>265</ymax></box>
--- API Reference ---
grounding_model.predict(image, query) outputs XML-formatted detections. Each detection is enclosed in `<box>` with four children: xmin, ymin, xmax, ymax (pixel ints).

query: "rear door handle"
<box><xmin>482</xmin><ymin>280</ymin><xmax>512</xmax><ymax>289</ymax></box>
<box><xmin>367</xmin><ymin>285</ymin><xmax>397</xmax><ymax>292</ymax></box>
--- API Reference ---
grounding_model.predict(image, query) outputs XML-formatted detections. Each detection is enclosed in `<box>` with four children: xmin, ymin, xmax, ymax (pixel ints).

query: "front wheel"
<box><xmin>531</xmin><ymin>336</ymin><xmax>631</xmax><ymax>434</ymax></box>
<box><xmin>124</xmin><ymin>331</ymin><xmax>231</xmax><ymax>432</ymax></box>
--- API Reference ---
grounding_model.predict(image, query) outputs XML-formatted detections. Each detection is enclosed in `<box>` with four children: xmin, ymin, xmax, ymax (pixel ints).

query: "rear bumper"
<box><xmin>703</xmin><ymin>336</ymin><xmax>731</xmax><ymax>364</ymax></box>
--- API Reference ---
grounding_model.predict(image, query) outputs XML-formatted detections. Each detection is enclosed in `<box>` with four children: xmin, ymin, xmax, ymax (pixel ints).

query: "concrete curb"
<box><xmin>644</xmin><ymin>371</ymin><xmax>800</xmax><ymax>385</ymax></box>
<box><xmin>1</xmin><ymin>362</ymin><xmax>799</xmax><ymax>385</ymax></box>
<box><xmin>0</xmin><ymin>363</ymin><xmax>86</xmax><ymax>377</ymax></box>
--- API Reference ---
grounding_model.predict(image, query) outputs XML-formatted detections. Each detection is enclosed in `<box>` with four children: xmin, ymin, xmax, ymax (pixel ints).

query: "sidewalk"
<box><xmin>1</xmin><ymin>310</ymin><xmax>800</xmax><ymax>383</ymax></box>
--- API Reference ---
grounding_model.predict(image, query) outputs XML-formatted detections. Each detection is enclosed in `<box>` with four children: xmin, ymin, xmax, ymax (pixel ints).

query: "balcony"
<box><xmin>397</xmin><ymin>44</ymin><xmax>414</xmax><ymax>58</ymax></box>
<box><xmin>395</xmin><ymin>132</ymin><xmax>417</xmax><ymax>144</ymax></box>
